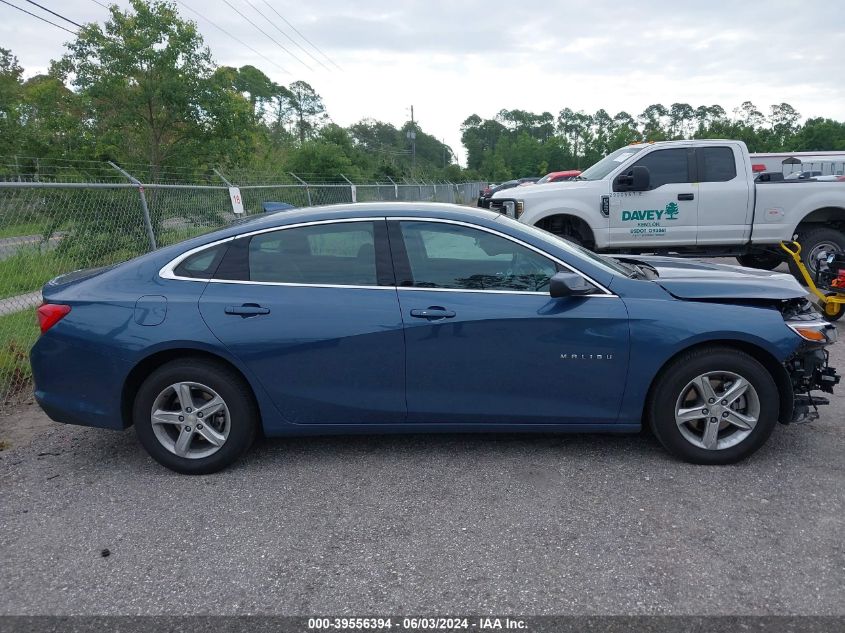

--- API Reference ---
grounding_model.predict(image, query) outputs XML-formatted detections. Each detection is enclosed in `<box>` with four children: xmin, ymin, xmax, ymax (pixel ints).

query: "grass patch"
<box><xmin>0</xmin><ymin>309</ymin><xmax>39</xmax><ymax>400</ymax></box>
<box><xmin>0</xmin><ymin>248</ymin><xmax>70</xmax><ymax>300</ymax></box>
<box><xmin>0</xmin><ymin>222</ymin><xmax>51</xmax><ymax>239</ymax></box>
<box><xmin>157</xmin><ymin>225</ymin><xmax>217</xmax><ymax>247</ymax></box>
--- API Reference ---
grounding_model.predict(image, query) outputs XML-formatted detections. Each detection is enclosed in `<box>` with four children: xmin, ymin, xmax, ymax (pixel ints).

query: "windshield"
<box><xmin>495</xmin><ymin>215</ymin><xmax>632</xmax><ymax>277</ymax></box>
<box><xmin>578</xmin><ymin>146</ymin><xmax>647</xmax><ymax>181</ymax></box>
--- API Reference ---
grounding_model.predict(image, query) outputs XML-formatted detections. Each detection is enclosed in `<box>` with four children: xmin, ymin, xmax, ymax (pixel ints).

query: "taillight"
<box><xmin>37</xmin><ymin>303</ymin><xmax>71</xmax><ymax>334</ymax></box>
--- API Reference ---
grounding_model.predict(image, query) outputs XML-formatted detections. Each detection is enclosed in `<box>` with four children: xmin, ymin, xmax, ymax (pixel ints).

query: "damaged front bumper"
<box><xmin>786</xmin><ymin>346</ymin><xmax>841</xmax><ymax>423</ymax></box>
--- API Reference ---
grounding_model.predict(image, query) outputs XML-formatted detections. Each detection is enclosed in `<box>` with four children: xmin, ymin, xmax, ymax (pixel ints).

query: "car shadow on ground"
<box><xmin>10</xmin><ymin>415</ymin><xmax>827</xmax><ymax>479</ymax></box>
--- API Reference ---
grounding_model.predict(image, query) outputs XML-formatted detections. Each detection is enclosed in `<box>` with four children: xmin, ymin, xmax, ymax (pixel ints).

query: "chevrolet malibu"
<box><xmin>31</xmin><ymin>203</ymin><xmax>840</xmax><ymax>474</ymax></box>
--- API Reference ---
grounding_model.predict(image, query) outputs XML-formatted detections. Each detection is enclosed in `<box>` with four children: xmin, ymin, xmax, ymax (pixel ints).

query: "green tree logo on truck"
<box><xmin>664</xmin><ymin>202</ymin><xmax>679</xmax><ymax>220</ymax></box>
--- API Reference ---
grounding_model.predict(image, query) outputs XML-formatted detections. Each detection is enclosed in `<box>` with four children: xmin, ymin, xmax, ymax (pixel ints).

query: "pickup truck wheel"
<box><xmin>647</xmin><ymin>347</ymin><xmax>778</xmax><ymax>465</ymax></box>
<box><xmin>788</xmin><ymin>227</ymin><xmax>845</xmax><ymax>283</ymax></box>
<box><xmin>736</xmin><ymin>252</ymin><xmax>783</xmax><ymax>270</ymax></box>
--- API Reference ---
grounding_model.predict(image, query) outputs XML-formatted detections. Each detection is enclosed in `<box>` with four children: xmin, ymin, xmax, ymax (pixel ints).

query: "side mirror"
<box><xmin>549</xmin><ymin>272</ymin><xmax>596</xmax><ymax>298</ymax></box>
<box><xmin>613</xmin><ymin>165</ymin><xmax>651</xmax><ymax>192</ymax></box>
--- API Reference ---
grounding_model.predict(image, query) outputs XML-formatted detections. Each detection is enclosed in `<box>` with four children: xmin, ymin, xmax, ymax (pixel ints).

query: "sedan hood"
<box><xmin>616</xmin><ymin>255</ymin><xmax>806</xmax><ymax>300</ymax></box>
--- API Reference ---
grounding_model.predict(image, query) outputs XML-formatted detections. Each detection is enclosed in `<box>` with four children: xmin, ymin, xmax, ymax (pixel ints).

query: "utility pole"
<box><xmin>406</xmin><ymin>105</ymin><xmax>416</xmax><ymax>177</ymax></box>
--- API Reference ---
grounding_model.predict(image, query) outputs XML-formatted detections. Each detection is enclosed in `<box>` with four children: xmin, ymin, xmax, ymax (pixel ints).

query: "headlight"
<box><xmin>787</xmin><ymin>319</ymin><xmax>838</xmax><ymax>344</ymax></box>
<box><xmin>497</xmin><ymin>200</ymin><xmax>525</xmax><ymax>219</ymax></box>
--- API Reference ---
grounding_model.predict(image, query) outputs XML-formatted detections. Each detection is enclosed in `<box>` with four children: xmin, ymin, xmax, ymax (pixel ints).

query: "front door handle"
<box><xmin>678</xmin><ymin>193</ymin><xmax>695</xmax><ymax>201</ymax></box>
<box><xmin>410</xmin><ymin>307</ymin><xmax>456</xmax><ymax>320</ymax></box>
<box><xmin>225</xmin><ymin>303</ymin><xmax>270</xmax><ymax>317</ymax></box>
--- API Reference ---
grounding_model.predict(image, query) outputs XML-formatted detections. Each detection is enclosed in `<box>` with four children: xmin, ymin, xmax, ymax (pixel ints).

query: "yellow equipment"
<box><xmin>780</xmin><ymin>241</ymin><xmax>845</xmax><ymax>322</ymax></box>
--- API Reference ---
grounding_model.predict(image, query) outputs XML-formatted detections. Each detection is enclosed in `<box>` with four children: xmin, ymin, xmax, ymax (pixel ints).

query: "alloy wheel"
<box><xmin>674</xmin><ymin>371</ymin><xmax>760</xmax><ymax>451</ymax></box>
<box><xmin>150</xmin><ymin>381</ymin><xmax>231</xmax><ymax>459</ymax></box>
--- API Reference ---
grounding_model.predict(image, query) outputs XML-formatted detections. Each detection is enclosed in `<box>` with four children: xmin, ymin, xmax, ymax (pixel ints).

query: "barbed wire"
<box><xmin>0</xmin><ymin>157</ymin><xmax>463</xmax><ymax>186</ymax></box>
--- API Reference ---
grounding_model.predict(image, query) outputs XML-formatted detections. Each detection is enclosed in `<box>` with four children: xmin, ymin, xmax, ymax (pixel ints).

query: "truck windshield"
<box><xmin>578</xmin><ymin>146</ymin><xmax>647</xmax><ymax>181</ymax></box>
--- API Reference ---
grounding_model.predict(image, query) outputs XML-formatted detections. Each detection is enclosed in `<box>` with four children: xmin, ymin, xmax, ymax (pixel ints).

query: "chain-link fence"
<box><xmin>0</xmin><ymin>167</ymin><xmax>486</xmax><ymax>407</ymax></box>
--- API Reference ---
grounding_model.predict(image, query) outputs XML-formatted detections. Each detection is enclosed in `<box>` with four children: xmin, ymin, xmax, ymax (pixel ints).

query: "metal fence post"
<box><xmin>386</xmin><ymin>176</ymin><xmax>399</xmax><ymax>199</ymax></box>
<box><xmin>108</xmin><ymin>161</ymin><xmax>157</xmax><ymax>250</ymax></box>
<box><xmin>339</xmin><ymin>173</ymin><xmax>357</xmax><ymax>203</ymax></box>
<box><xmin>289</xmin><ymin>172</ymin><xmax>312</xmax><ymax>206</ymax></box>
<box><xmin>213</xmin><ymin>167</ymin><xmax>232</xmax><ymax>187</ymax></box>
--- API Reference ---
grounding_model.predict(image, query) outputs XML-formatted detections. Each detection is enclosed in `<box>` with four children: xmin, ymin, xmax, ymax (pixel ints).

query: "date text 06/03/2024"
<box><xmin>306</xmin><ymin>617</ymin><xmax>528</xmax><ymax>630</ymax></box>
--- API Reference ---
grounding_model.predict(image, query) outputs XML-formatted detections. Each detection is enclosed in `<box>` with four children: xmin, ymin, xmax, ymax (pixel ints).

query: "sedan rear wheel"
<box><xmin>151</xmin><ymin>382</ymin><xmax>231</xmax><ymax>460</ymax></box>
<box><xmin>648</xmin><ymin>347</ymin><xmax>778</xmax><ymax>464</ymax></box>
<box><xmin>134</xmin><ymin>359</ymin><xmax>257</xmax><ymax>474</ymax></box>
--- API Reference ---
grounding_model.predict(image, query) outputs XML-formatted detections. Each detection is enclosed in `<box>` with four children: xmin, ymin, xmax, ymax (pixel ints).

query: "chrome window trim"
<box><xmin>158</xmin><ymin>215</ymin><xmax>617</xmax><ymax>297</ymax></box>
<box><xmin>158</xmin><ymin>217</ymin><xmax>384</xmax><ymax>284</ymax></box>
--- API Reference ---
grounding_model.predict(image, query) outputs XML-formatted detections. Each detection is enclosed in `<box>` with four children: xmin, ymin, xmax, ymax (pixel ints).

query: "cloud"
<box><xmin>1</xmin><ymin>0</ymin><xmax>843</xmax><ymax>165</ymax></box>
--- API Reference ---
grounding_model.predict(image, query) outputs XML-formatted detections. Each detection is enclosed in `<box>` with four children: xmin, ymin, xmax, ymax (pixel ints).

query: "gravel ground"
<box><xmin>0</xmin><ymin>277</ymin><xmax>843</xmax><ymax>616</ymax></box>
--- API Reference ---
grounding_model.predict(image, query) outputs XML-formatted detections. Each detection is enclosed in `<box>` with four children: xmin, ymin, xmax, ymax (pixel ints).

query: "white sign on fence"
<box><xmin>229</xmin><ymin>187</ymin><xmax>245</xmax><ymax>214</ymax></box>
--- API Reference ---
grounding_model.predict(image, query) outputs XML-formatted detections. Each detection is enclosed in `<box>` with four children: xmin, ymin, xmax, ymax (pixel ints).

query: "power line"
<box><xmin>23</xmin><ymin>0</ymin><xmax>82</xmax><ymax>28</ymax></box>
<box><xmin>219</xmin><ymin>0</ymin><xmax>312</xmax><ymax>72</ymax></box>
<box><xmin>0</xmin><ymin>0</ymin><xmax>77</xmax><ymax>34</ymax></box>
<box><xmin>259</xmin><ymin>0</ymin><xmax>341</xmax><ymax>71</ymax></box>
<box><xmin>245</xmin><ymin>0</ymin><xmax>330</xmax><ymax>72</ymax></box>
<box><xmin>88</xmin><ymin>0</ymin><xmax>108</xmax><ymax>8</ymax></box>
<box><xmin>175</xmin><ymin>0</ymin><xmax>289</xmax><ymax>75</ymax></box>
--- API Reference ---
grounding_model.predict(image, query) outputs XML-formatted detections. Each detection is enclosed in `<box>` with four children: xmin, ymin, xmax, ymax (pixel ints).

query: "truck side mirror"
<box><xmin>613</xmin><ymin>165</ymin><xmax>651</xmax><ymax>192</ymax></box>
<box><xmin>549</xmin><ymin>272</ymin><xmax>596</xmax><ymax>298</ymax></box>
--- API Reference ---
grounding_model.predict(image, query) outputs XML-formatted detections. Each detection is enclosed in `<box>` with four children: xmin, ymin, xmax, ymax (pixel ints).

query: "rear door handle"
<box><xmin>225</xmin><ymin>303</ymin><xmax>270</xmax><ymax>317</ymax></box>
<box><xmin>410</xmin><ymin>307</ymin><xmax>456</xmax><ymax>320</ymax></box>
<box><xmin>678</xmin><ymin>193</ymin><xmax>695</xmax><ymax>201</ymax></box>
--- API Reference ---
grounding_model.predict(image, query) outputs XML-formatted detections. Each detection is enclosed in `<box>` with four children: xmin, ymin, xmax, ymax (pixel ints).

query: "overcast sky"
<box><xmin>2</xmin><ymin>0</ymin><xmax>844</xmax><ymax>164</ymax></box>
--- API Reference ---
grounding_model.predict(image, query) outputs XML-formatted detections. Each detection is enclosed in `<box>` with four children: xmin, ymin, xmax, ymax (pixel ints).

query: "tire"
<box><xmin>647</xmin><ymin>346</ymin><xmax>779</xmax><ymax>465</ymax></box>
<box><xmin>133</xmin><ymin>358</ymin><xmax>258</xmax><ymax>474</ymax></box>
<box><xmin>736</xmin><ymin>252</ymin><xmax>783</xmax><ymax>270</ymax></box>
<box><xmin>788</xmin><ymin>227</ymin><xmax>845</xmax><ymax>283</ymax></box>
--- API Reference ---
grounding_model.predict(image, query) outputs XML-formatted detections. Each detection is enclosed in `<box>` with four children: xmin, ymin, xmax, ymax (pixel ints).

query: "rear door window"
<box><xmin>698</xmin><ymin>147</ymin><xmax>737</xmax><ymax>182</ymax></box>
<box><xmin>248</xmin><ymin>222</ymin><xmax>378</xmax><ymax>286</ymax></box>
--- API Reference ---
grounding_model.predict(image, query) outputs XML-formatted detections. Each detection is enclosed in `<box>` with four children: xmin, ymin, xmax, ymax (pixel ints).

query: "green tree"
<box><xmin>768</xmin><ymin>103</ymin><xmax>801</xmax><ymax>150</ymax></box>
<box><xmin>57</xmin><ymin>0</ymin><xmax>255</xmax><ymax>171</ymax></box>
<box><xmin>19</xmin><ymin>74</ymin><xmax>89</xmax><ymax>158</ymax></box>
<box><xmin>285</xmin><ymin>124</ymin><xmax>361</xmax><ymax>180</ymax></box>
<box><xmin>668</xmin><ymin>102</ymin><xmax>695</xmax><ymax>138</ymax></box>
<box><xmin>639</xmin><ymin>104</ymin><xmax>669</xmax><ymax>140</ymax></box>
<box><xmin>288</xmin><ymin>80</ymin><xmax>327</xmax><ymax>144</ymax></box>
<box><xmin>793</xmin><ymin>118</ymin><xmax>845</xmax><ymax>151</ymax></box>
<box><xmin>0</xmin><ymin>48</ymin><xmax>24</xmax><ymax>156</ymax></box>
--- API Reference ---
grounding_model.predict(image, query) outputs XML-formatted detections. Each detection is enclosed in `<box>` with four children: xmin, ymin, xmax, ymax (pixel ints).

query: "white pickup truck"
<box><xmin>489</xmin><ymin>139</ymin><xmax>845</xmax><ymax>276</ymax></box>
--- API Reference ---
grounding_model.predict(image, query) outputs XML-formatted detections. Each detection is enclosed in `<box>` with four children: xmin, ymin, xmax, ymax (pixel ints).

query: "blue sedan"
<box><xmin>31</xmin><ymin>203</ymin><xmax>839</xmax><ymax>473</ymax></box>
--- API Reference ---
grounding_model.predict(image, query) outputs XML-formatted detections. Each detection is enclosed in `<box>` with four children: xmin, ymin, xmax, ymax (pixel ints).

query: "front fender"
<box><xmin>521</xmin><ymin>200</ymin><xmax>610</xmax><ymax>248</ymax></box>
<box><xmin>616</xmin><ymin>295</ymin><xmax>801</xmax><ymax>425</ymax></box>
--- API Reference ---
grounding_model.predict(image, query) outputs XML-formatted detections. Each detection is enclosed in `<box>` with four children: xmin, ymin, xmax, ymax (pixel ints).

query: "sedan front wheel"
<box><xmin>647</xmin><ymin>347</ymin><xmax>779</xmax><ymax>464</ymax></box>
